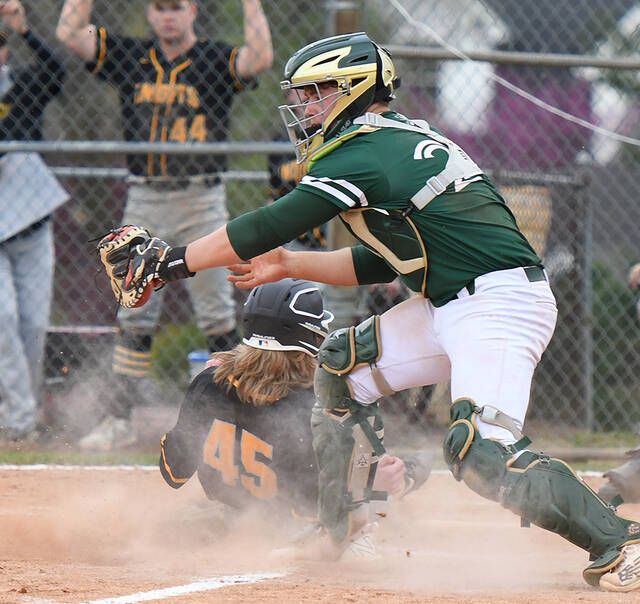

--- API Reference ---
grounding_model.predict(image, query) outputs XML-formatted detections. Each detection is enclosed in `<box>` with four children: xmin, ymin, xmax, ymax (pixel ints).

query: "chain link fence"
<box><xmin>2</xmin><ymin>0</ymin><xmax>640</xmax><ymax>443</ymax></box>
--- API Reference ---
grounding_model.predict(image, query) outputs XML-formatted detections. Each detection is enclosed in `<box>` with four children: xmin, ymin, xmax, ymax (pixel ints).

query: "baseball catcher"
<box><xmin>97</xmin><ymin>32</ymin><xmax>640</xmax><ymax>591</ymax></box>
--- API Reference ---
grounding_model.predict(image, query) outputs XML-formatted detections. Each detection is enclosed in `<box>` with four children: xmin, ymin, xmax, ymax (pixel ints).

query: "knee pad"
<box><xmin>443</xmin><ymin>399</ymin><xmax>639</xmax><ymax>564</ymax></box>
<box><xmin>317</xmin><ymin>315</ymin><xmax>395</xmax><ymax>399</ymax></box>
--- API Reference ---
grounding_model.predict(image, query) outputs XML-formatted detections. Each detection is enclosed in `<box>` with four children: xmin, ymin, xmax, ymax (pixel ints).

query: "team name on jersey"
<box><xmin>134</xmin><ymin>82</ymin><xmax>201</xmax><ymax>109</ymax></box>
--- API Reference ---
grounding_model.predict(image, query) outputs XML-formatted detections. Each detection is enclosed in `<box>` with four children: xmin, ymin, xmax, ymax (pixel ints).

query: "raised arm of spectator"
<box><xmin>235</xmin><ymin>0</ymin><xmax>273</xmax><ymax>79</ymax></box>
<box><xmin>56</xmin><ymin>0</ymin><xmax>97</xmax><ymax>63</ymax></box>
<box><xmin>1</xmin><ymin>1</ymin><xmax>65</xmax><ymax>98</ymax></box>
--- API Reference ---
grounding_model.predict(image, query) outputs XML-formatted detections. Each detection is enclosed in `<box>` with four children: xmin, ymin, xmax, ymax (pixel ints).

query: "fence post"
<box><xmin>579</xmin><ymin>167</ymin><xmax>594</xmax><ymax>431</ymax></box>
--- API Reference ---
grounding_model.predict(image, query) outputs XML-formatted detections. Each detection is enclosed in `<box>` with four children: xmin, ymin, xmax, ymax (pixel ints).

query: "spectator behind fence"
<box><xmin>0</xmin><ymin>0</ymin><xmax>68</xmax><ymax>442</ymax></box>
<box><xmin>597</xmin><ymin>263</ymin><xmax>640</xmax><ymax>504</ymax></box>
<box><xmin>56</xmin><ymin>0</ymin><xmax>273</xmax><ymax>451</ymax></box>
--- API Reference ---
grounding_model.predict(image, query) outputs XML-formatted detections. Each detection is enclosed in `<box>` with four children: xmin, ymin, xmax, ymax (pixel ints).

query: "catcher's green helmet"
<box><xmin>279</xmin><ymin>32</ymin><xmax>400</xmax><ymax>162</ymax></box>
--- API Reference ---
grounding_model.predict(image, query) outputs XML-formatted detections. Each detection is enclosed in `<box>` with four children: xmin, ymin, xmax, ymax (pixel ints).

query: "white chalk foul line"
<box><xmin>82</xmin><ymin>572</ymin><xmax>283</xmax><ymax>604</ymax></box>
<box><xmin>0</xmin><ymin>465</ymin><xmax>605</xmax><ymax>477</ymax></box>
<box><xmin>0</xmin><ymin>464</ymin><xmax>158</xmax><ymax>472</ymax></box>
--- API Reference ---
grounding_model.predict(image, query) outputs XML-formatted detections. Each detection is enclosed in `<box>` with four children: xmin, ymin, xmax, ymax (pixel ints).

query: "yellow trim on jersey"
<box><xmin>147</xmin><ymin>48</ymin><xmax>166</xmax><ymax>176</ymax></box>
<box><xmin>159</xmin><ymin>58</ymin><xmax>193</xmax><ymax>176</ymax></box>
<box><xmin>405</xmin><ymin>214</ymin><xmax>429</xmax><ymax>296</ymax></box>
<box><xmin>228</xmin><ymin>47</ymin><xmax>244</xmax><ymax>91</ymax></box>
<box><xmin>226</xmin><ymin>374</ymin><xmax>279</xmax><ymax>405</ymax></box>
<box><xmin>308</xmin><ymin>125</ymin><xmax>379</xmax><ymax>169</ymax></box>
<box><xmin>91</xmin><ymin>27</ymin><xmax>108</xmax><ymax>75</ymax></box>
<box><xmin>160</xmin><ymin>434</ymin><xmax>189</xmax><ymax>485</ymax></box>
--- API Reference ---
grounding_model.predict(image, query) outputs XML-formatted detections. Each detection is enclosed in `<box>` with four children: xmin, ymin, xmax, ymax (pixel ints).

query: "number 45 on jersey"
<box><xmin>204</xmin><ymin>419</ymin><xmax>277</xmax><ymax>500</ymax></box>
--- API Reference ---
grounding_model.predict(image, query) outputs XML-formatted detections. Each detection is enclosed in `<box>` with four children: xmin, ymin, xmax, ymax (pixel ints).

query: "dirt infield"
<box><xmin>1</xmin><ymin>467</ymin><xmax>639</xmax><ymax>603</ymax></box>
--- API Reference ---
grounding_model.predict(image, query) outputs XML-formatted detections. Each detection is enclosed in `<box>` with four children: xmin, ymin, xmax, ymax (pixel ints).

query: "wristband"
<box><xmin>159</xmin><ymin>246</ymin><xmax>195</xmax><ymax>282</ymax></box>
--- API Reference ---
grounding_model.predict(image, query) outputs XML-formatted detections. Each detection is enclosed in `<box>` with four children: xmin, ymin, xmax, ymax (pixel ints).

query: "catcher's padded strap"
<box><xmin>479</xmin><ymin>405</ymin><xmax>528</xmax><ymax>443</ymax></box>
<box><xmin>343</xmin><ymin>405</ymin><xmax>386</xmax><ymax>458</ymax></box>
<box><xmin>371</xmin><ymin>366</ymin><xmax>395</xmax><ymax>398</ymax></box>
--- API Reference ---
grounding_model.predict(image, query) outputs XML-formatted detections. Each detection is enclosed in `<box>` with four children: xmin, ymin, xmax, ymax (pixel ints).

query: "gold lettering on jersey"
<box><xmin>134</xmin><ymin>82</ymin><xmax>201</xmax><ymax>109</ymax></box>
<box><xmin>0</xmin><ymin>103</ymin><xmax>12</xmax><ymax>119</ymax></box>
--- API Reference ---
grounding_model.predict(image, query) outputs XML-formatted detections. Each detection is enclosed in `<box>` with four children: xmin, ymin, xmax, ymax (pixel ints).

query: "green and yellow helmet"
<box><xmin>279</xmin><ymin>32</ymin><xmax>400</xmax><ymax>162</ymax></box>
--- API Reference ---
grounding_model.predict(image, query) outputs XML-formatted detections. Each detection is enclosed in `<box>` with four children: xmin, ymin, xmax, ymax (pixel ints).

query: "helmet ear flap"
<box><xmin>373</xmin><ymin>45</ymin><xmax>399</xmax><ymax>102</ymax></box>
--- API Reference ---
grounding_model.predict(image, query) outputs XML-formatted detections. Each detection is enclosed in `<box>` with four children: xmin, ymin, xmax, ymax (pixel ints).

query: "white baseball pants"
<box><xmin>347</xmin><ymin>266</ymin><xmax>558</xmax><ymax>444</ymax></box>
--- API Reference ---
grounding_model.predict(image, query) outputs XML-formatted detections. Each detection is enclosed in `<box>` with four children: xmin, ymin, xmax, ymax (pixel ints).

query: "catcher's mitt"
<box><xmin>97</xmin><ymin>225</ymin><xmax>170</xmax><ymax>309</ymax></box>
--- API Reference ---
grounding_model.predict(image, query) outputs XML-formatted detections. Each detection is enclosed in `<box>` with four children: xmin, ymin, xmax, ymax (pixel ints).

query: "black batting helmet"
<box><xmin>242</xmin><ymin>279</ymin><xmax>333</xmax><ymax>356</ymax></box>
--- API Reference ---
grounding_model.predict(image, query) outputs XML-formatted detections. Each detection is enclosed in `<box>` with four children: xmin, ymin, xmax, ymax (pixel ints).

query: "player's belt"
<box><xmin>127</xmin><ymin>175</ymin><xmax>221</xmax><ymax>191</ymax></box>
<box><xmin>454</xmin><ymin>265</ymin><xmax>547</xmax><ymax>300</ymax></box>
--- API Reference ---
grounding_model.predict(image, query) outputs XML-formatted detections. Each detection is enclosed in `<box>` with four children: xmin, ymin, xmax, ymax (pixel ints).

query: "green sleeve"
<box><xmin>227</xmin><ymin>189</ymin><xmax>341</xmax><ymax>260</ymax></box>
<box><xmin>351</xmin><ymin>244</ymin><xmax>398</xmax><ymax>284</ymax></box>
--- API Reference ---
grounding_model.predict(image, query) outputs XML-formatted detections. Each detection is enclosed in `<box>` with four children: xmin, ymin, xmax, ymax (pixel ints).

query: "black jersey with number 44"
<box><xmin>160</xmin><ymin>366</ymin><xmax>318</xmax><ymax>515</ymax></box>
<box><xmin>87</xmin><ymin>29</ymin><xmax>254</xmax><ymax>178</ymax></box>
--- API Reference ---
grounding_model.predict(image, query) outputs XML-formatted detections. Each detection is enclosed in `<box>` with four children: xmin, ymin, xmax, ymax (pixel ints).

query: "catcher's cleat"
<box><xmin>599</xmin><ymin>543</ymin><xmax>640</xmax><ymax>592</ymax></box>
<box><xmin>78</xmin><ymin>416</ymin><xmax>137</xmax><ymax>452</ymax></box>
<box><xmin>340</xmin><ymin>522</ymin><xmax>379</xmax><ymax>561</ymax></box>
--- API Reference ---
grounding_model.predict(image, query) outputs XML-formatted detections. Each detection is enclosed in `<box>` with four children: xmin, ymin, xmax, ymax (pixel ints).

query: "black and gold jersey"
<box><xmin>0</xmin><ymin>31</ymin><xmax>65</xmax><ymax>143</ymax></box>
<box><xmin>159</xmin><ymin>366</ymin><xmax>318</xmax><ymax>516</ymax></box>
<box><xmin>87</xmin><ymin>28</ymin><xmax>254</xmax><ymax>178</ymax></box>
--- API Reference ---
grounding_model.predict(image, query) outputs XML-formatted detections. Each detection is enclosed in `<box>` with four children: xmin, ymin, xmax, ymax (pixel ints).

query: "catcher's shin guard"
<box><xmin>310</xmin><ymin>392</ymin><xmax>385</xmax><ymax>543</ymax></box>
<box><xmin>443</xmin><ymin>398</ymin><xmax>640</xmax><ymax>585</ymax></box>
<box><xmin>312</xmin><ymin>316</ymin><xmax>388</xmax><ymax>543</ymax></box>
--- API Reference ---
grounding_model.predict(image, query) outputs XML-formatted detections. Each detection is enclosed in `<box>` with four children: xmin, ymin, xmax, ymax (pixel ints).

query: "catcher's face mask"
<box><xmin>278</xmin><ymin>80</ymin><xmax>345</xmax><ymax>163</ymax></box>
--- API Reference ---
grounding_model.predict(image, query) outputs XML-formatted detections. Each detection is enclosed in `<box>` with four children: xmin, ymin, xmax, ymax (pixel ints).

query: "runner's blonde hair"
<box><xmin>212</xmin><ymin>344</ymin><xmax>316</xmax><ymax>406</ymax></box>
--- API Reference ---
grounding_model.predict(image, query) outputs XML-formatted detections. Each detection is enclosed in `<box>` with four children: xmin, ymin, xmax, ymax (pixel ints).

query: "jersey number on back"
<box><xmin>203</xmin><ymin>419</ymin><xmax>277</xmax><ymax>500</ymax></box>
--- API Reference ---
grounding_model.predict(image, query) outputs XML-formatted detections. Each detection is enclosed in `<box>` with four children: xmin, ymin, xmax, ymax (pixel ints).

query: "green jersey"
<box><xmin>298</xmin><ymin>111</ymin><xmax>541</xmax><ymax>306</ymax></box>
